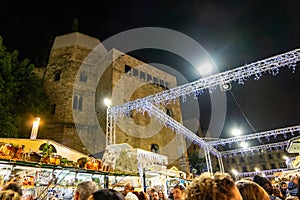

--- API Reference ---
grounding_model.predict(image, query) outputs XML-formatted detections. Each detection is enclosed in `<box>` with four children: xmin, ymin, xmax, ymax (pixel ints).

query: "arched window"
<box><xmin>51</xmin><ymin>103</ymin><xmax>56</xmax><ymax>114</ymax></box>
<box><xmin>73</xmin><ymin>95</ymin><xmax>83</xmax><ymax>111</ymax></box>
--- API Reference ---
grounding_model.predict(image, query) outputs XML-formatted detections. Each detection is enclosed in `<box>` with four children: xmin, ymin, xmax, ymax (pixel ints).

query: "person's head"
<box><xmin>186</xmin><ymin>172</ymin><xmax>242</xmax><ymax>200</ymax></box>
<box><xmin>151</xmin><ymin>191</ymin><xmax>159</xmax><ymax>200</ymax></box>
<box><xmin>290</xmin><ymin>175</ymin><xmax>299</xmax><ymax>185</ymax></box>
<box><xmin>2</xmin><ymin>183</ymin><xmax>22</xmax><ymax>196</ymax></box>
<box><xmin>157</xmin><ymin>190</ymin><xmax>164</xmax><ymax>199</ymax></box>
<box><xmin>236</xmin><ymin>179</ymin><xmax>270</xmax><ymax>200</ymax></box>
<box><xmin>138</xmin><ymin>191</ymin><xmax>149</xmax><ymax>200</ymax></box>
<box><xmin>253</xmin><ymin>175</ymin><xmax>273</xmax><ymax>195</ymax></box>
<box><xmin>88</xmin><ymin>189</ymin><xmax>124</xmax><ymax>200</ymax></box>
<box><xmin>74</xmin><ymin>181</ymin><xmax>98</xmax><ymax>200</ymax></box>
<box><xmin>124</xmin><ymin>183</ymin><xmax>134</xmax><ymax>195</ymax></box>
<box><xmin>280</xmin><ymin>181</ymin><xmax>288</xmax><ymax>190</ymax></box>
<box><xmin>173</xmin><ymin>184</ymin><xmax>186</xmax><ymax>200</ymax></box>
<box><xmin>0</xmin><ymin>190</ymin><xmax>21</xmax><ymax>200</ymax></box>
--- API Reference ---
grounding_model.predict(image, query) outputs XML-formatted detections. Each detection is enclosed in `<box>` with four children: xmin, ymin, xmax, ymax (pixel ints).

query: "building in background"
<box><xmin>37</xmin><ymin>32</ymin><xmax>189</xmax><ymax>172</ymax></box>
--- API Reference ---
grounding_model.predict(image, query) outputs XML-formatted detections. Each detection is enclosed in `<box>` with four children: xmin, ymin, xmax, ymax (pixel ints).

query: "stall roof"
<box><xmin>0</xmin><ymin>138</ymin><xmax>88</xmax><ymax>161</ymax></box>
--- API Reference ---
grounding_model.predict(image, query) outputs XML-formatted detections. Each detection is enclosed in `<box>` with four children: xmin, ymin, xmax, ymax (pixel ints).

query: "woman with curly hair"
<box><xmin>236</xmin><ymin>179</ymin><xmax>270</xmax><ymax>200</ymax></box>
<box><xmin>185</xmin><ymin>172</ymin><xmax>242</xmax><ymax>200</ymax></box>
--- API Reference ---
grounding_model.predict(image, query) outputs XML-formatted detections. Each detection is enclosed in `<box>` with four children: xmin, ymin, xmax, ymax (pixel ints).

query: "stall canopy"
<box><xmin>0</xmin><ymin>138</ymin><xmax>88</xmax><ymax>162</ymax></box>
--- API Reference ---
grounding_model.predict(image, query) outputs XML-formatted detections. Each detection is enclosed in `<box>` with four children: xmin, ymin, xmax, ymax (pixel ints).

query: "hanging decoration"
<box><xmin>221</xmin><ymin>141</ymin><xmax>288</xmax><ymax>156</ymax></box>
<box><xmin>106</xmin><ymin>48</ymin><xmax>300</xmax><ymax>170</ymax></box>
<box><xmin>208</xmin><ymin>125</ymin><xmax>300</xmax><ymax>146</ymax></box>
<box><xmin>109</xmin><ymin>48</ymin><xmax>300</xmax><ymax>116</ymax></box>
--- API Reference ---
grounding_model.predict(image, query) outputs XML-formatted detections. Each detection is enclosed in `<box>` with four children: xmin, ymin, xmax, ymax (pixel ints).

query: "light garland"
<box><xmin>106</xmin><ymin>48</ymin><xmax>300</xmax><ymax>172</ymax></box>
<box><xmin>143</xmin><ymin>103</ymin><xmax>220</xmax><ymax>156</ymax></box>
<box><xmin>208</xmin><ymin>125</ymin><xmax>300</xmax><ymax>146</ymax></box>
<box><xmin>109</xmin><ymin>48</ymin><xmax>300</xmax><ymax>116</ymax></box>
<box><xmin>221</xmin><ymin>141</ymin><xmax>288</xmax><ymax>156</ymax></box>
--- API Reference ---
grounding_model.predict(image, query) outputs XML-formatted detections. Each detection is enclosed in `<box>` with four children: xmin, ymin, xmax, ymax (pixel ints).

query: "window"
<box><xmin>54</xmin><ymin>70</ymin><xmax>61</xmax><ymax>81</ymax></box>
<box><xmin>73</xmin><ymin>95</ymin><xmax>83</xmax><ymax>111</ymax></box>
<box><xmin>268</xmin><ymin>154</ymin><xmax>273</xmax><ymax>159</ymax></box>
<box><xmin>80</xmin><ymin>71</ymin><xmax>87</xmax><ymax>82</ymax></box>
<box><xmin>153</xmin><ymin>77</ymin><xmax>158</xmax><ymax>85</ymax></box>
<box><xmin>147</xmin><ymin>74</ymin><xmax>152</xmax><ymax>82</ymax></box>
<box><xmin>271</xmin><ymin>163</ymin><xmax>276</xmax><ymax>169</ymax></box>
<box><xmin>231</xmin><ymin>158</ymin><xmax>236</xmax><ymax>163</ymax></box>
<box><xmin>240</xmin><ymin>157</ymin><xmax>244</xmax><ymax>163</ymax></box>
<box><xmin>140</xmin><ymin>71</ymin><xmax>146</xmax><ymax>80</ymax></box>
<box><xmin>125</xmin><ymin>65</ymin><xmax>132</xmax><ymax>74</ymax></box>
<box><xmin>166</xmin><ymin>108</ymin><xmax>173</xmax><ymax>117</ymax></box>
<box><xmin>165</xmin><ymin>81</ymin><xmax>169</xmax><ymax>89</ymax></box>
<box><xmin>51</xmin><ymin>104</ymin><xmax>56</xmax><ymax>114</ymax></box>
<box><xmin>159</xmin><ymin>79</ymin><xmax>165</xmax><ymax>88</ymax></box>
<box><xmin>262</xmin><ymin>164</ymin><xmax>267</xmax><ymax>170</ymax></box>
<box><xmin>277</xmin><ymin>153</ymin><xmax>281</xmax><ymax>158</ymax></box>
<box><xmin>279</xmin><ymin>162</ymin><xmax>286</xmax><ymax>168</ymax></box>
<box><xmin>242</xmin><ymin>166</ymin><xmax>247</xmax><ymax>172</ymax></box>
<box><xmin>133</xmin><ymin>68</ymin><xmax>138</xmax><ymax>77</ymax></box>
<box><xmin>151</xmin><ymin>144</ymin><xmax>159</xmax><ymax>153</ymax></box>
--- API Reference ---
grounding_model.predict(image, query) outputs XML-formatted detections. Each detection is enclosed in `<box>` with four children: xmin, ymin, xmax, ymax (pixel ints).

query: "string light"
<box><xmin>208</xmin><ymin>125</ymin><xmax>300</xmax><ymax>146</ymax></box>
<box><xmin>106</xmin><ymin>48</ymin><xmax>300</xmax><ymax>171</ymax></box>
<box><xmin>109</xmin><ymin>48</ymin><xmax>300</xmax><ymax>116</ymax></box>
<box><xmin>221</xmin><ymin>141</ymin><xmax>288</xmax><ymax>156</ymax></box>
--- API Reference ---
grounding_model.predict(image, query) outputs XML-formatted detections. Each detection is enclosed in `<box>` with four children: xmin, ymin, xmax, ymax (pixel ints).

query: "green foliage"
<box><xmin>0</xmin><ymin>36</ymin><xmax>50</xmax><ymax>138</ymax></box>
<box><xmin>188</xmin><ymin>149</ymin><xmax>207</xmax><ymax>175</ymax></box>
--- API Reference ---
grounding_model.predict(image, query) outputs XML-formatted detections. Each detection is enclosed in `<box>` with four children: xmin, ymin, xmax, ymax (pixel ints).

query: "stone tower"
<box><xmin>40</xmin><ymin>32</ymin><xmax>189</xmax><ymax>172</ymax></box>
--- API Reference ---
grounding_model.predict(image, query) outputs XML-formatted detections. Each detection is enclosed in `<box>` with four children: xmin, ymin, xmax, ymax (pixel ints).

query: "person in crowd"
<box><xmin>279</xmin><ymin>181</ymin><xmax>288</xmax><ymax>199</ymax></box>
<box><xmin>138</xmin><ymin>191</ymin><xmax>149</xmax><ymax>200</ymax></box>
<box><xmin>272</xmin><ymin>185</ymin><xmax>283</xmax><ymax>200</ymax></box>
<box><xmin>74</xmin><ymin>181</ymin><xmax>98</xmax><ymax>200</ymax></box>
<box><xmin>167</xmin><ymin>188</ymin><xmax>173</xmax><ymax>200</ymax></box>
<box><xmin>1</xmin><ymin>183</ymin><xmax>22</xmax><ymax>196</ymax></box>
<box><xmin>288</xmin><ymin>175</ymin><xmax>299</xmax><ymax>197</ymax></box>
<box><xmin>173</xmin><ymin>184</ymin><xmax>186</xmax><ymax>200</ymax></box>
<box><xmin>123</xmin><ymin>183</ymin><xmax>139</xmax><ymax>200</ymax></box>
<box><xmin>151</xmin><ymin>191</ymin><xmax>159</xmax><ymax>200</ymax></box>
<box><xmin>185</xmin><ymin>172</ymin><xmax>243</xmax><ymax>200</ymax></box>
<box><xmin>0</xmin><ymin>189</ymin><xmax>21</xmax><ymax>200</ymax></box>
<box><xmin>88</xmin><ymin>189</ymin><xmax>124</xmax><ymax>200</ymax></box>
<box><xmin>236</xmin><ymin>179</ymin><xmax>270</xmax><ymax>200</ymax></box>
<box><xmin>22</xmin><ymin>190</ymin><xmax>34</xmax><ymax>200</ymax></box>
<box><xmin>253</xmin><ymin>174</ymin><xmax>278</xmax><ymax>200</ymax></box>
<box><xmin>157</xmin><ymin>190</ymin><xmax>166</xmax><ymax>200</ymax></box>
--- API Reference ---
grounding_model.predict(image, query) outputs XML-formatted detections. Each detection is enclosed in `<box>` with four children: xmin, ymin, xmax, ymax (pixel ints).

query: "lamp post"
<box><xmin>30</xmin><ymin>117</ymin><xmax>40</xmax><ymax>139</ymax></box>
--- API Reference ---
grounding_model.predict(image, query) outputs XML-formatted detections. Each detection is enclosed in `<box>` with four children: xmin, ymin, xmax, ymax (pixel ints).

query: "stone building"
<box><xmin>38</xmin><ymin>32</ymin><xmax>189</xmax><ymax>172</ymax></box>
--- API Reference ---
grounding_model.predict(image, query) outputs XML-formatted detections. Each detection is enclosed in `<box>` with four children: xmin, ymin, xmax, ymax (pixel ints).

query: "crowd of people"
<box><xmin>0</xmin><ymin>172</ymin><xmax>299</xmax><ymax>200</ymax></box>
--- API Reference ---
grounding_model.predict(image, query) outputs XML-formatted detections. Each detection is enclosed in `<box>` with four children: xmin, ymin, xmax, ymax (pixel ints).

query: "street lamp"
<box><xmin>103</xmin><ymin>98</ymin><xmax>111</xmax><ymax>108</ymax></box>
<box><xmin>30</xmin><ymin>117</ymin><xmax>40</xmax><ymax>139</ymax></box>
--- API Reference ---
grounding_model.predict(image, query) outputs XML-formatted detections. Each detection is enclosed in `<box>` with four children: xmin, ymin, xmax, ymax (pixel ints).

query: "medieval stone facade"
<box><xmin>38</xmin><ymin>32</ymin><xmax>190</xmax><ymax>172</ymax></box>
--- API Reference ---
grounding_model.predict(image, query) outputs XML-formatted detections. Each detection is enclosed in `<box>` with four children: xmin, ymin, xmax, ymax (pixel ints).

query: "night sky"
<box><xmin>1</xmin><ymin>0</ymin><xmax>300</xmax><ymax>138</ymax></box>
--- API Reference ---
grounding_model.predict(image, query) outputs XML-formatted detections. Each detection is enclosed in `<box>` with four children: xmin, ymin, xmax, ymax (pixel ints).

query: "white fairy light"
<box><xmin>208</xmin><ymin>125</ymin><xmax>300</xmax><ymax>146</ymax></box>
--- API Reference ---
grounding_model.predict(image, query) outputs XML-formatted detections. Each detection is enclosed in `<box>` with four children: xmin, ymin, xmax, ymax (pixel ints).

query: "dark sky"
<box><xmin>1</xmin><ymin>0</ymin><xmax>300</xmax><ymax>138</ymax></box>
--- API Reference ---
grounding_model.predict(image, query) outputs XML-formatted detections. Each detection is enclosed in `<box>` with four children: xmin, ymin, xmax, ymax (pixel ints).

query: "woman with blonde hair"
<box><xmin>236</xmin><ymin>179</ymin><xmax>270</xmax><ymax>200</ymax></box>
<box><xmin>185</xmin><ymin>172</ymin><xmax>242</xmax><ymax>200</ymax></box>
<box><xmin>0</xmin><ymin>189</ymin><xmax>21</xmax><ymax>200</ymax></box>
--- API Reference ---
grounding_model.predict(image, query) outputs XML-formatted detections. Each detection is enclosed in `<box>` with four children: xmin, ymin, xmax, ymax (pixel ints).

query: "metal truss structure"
<box><xmin>106</xmin><ymin>48</ymin><xmax>300</xmax><ymax>173</ymax></box>
<box><xmin>221</xmin><ymin>141</ymin><xmax>289</xmax><ymax>156</ymax></box>
<box><xmin>208</xmin><ymin>124</ymin><xmax>300</xmax><ymax>146</ymax></box>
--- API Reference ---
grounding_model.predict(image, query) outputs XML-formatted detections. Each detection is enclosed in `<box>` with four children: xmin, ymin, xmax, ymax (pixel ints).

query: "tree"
<box><xmin>188</xmin><ymin>149</ymin><xmax>207</xmax><ymax>175</ymax></box>
<box><xmin>0</xmin><ymin>36</ymin><xmax>50</xmax><ymax>138</ymax></box>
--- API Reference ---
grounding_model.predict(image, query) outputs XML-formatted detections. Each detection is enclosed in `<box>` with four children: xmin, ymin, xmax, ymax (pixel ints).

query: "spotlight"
<box><xmin>220</xmin><ymin>83</ymin><xmax>232</xmax><ymax>91</ymax></box>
